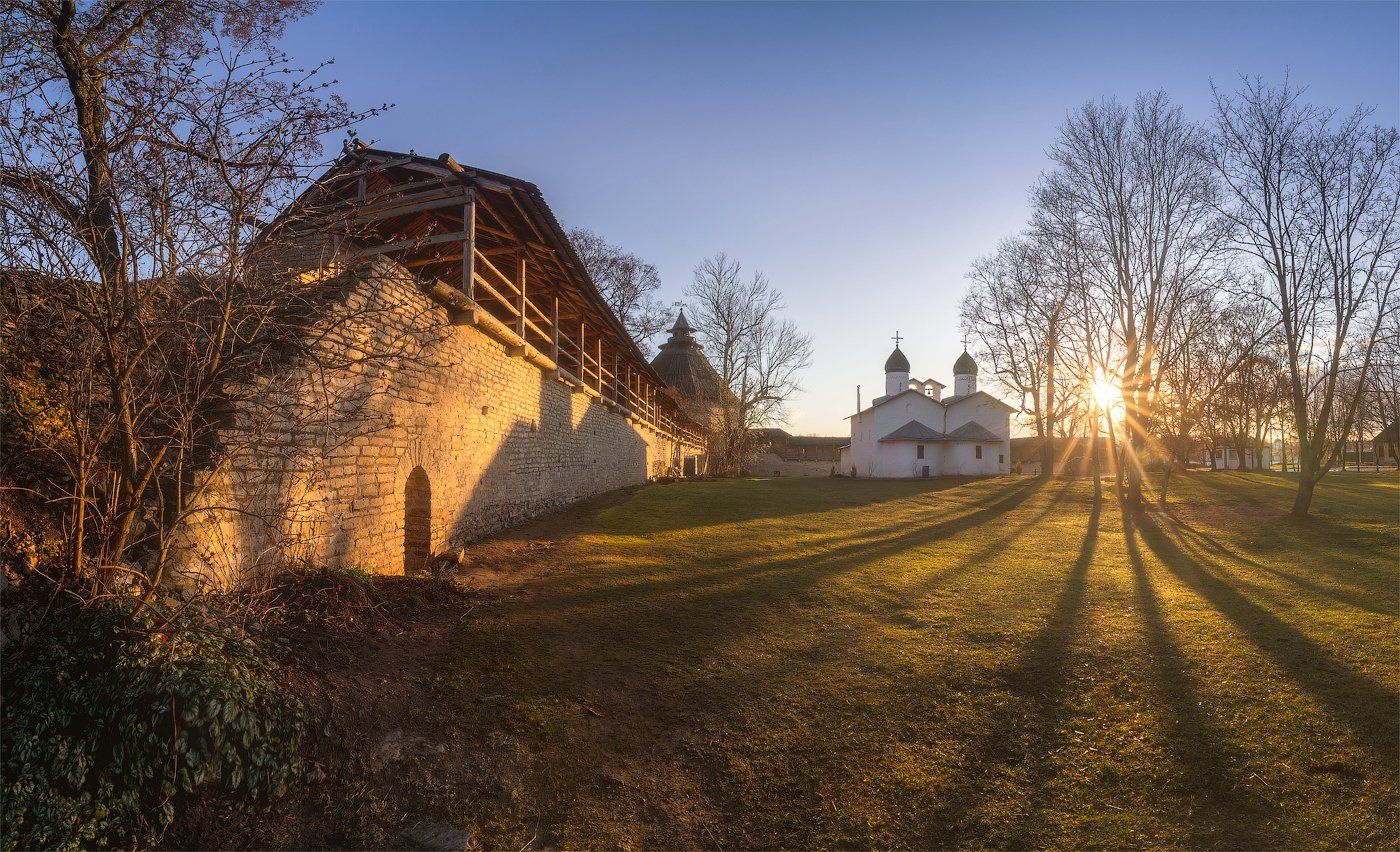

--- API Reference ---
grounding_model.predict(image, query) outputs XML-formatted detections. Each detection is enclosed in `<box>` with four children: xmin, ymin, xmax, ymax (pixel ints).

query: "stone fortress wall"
<box><xmin>178</xmin><ymin>257</ymin><xmax>694</xmax><ymax>586</ymax></box>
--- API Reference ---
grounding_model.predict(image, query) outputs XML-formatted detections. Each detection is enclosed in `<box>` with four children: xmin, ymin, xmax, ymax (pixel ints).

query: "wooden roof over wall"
<box><xmin>260</xmin><ymin>143</ymin><xmax>702</xmax><ymax>443</ymax></box>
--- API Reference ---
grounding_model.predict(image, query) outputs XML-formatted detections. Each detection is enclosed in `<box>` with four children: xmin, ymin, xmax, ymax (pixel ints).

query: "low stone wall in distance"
<box><xmin>746</xmin><ymin>453</ymin><xmax>837</xmax><ymax>478</ymax></box>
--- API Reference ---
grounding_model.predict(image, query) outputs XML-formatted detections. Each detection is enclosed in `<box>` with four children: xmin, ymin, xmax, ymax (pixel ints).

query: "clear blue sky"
<box><xmin>284</xmin><ymin>1</ymin><xmax>1399</xmax><ymax>435</ymax></box>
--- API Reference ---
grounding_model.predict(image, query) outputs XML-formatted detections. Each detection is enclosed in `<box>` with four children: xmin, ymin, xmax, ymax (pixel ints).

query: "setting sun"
<box><xmin>1088</xmin><ymin>374</ymin><xmax>1124</xmax><ymax>415</ymax></box>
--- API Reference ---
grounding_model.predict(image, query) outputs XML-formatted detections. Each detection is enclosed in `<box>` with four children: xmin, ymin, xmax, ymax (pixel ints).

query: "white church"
<box><xmin>840</xmin><ymin>339</ymin><xmax>1013</xmax><ymax>478</ymax></box>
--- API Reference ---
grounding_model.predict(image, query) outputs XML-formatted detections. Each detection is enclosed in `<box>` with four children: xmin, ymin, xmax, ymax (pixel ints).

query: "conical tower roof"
<box><xmin>650</xmin><ymin>310</ymin><xmax>725</xmax><ymax>401</ymax></box>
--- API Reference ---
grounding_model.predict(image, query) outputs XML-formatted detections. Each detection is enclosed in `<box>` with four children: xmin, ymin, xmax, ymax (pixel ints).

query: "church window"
<box><xmin>975</xmin><ymin>445</ymin><xmax>983</xmax><ymax>459</ymax></box>
<box><xmin>916</xmin><ymin>444</ymin><xmax>924</xmax><ymax>459</ymax></box>
<box><xmin>999</xmin><ymin>454</ymin><xmax>1005</xmax><ymax>464</ymax></box>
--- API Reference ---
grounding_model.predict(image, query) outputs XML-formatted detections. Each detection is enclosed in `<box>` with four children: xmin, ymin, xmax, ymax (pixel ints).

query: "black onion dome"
<box><xmin>650</xmin><ymin>310</ymin><xmax>724</xmax><ymax>401</ymax></box>
<box><xmin>884</xmin><ymin>345</ymin><xmax>910</xmax><ymax>373</ymax></box>
<box><xmin>953</xmin><ymin>350</ymin><xmax>978</xmax><ymax>375</ymax></box>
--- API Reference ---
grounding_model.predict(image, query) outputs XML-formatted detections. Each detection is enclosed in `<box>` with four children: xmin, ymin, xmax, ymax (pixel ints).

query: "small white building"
<box><xmin>1206</xmin><ymin>445</ymin><xmax>1273</xmax><ymax>470</ymax></box>
<box><xmin>840</xmin><ymin>343</ymin><xmax>1012</xmax><ymax>478</ymax></box>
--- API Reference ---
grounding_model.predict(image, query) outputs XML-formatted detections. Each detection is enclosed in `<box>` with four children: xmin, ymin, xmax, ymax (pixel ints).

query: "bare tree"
<box><xmin>685</xmin><ymin>253</ymin><xmax>812</xmax><ymax>476</ymax></box>
<box><xmin>962</xmin><ymin>235</ymin><xmax>1072</xmax><ymax>477</ymax></box>
<box><xmin>566</xmin><ymin>227</ymin><xmax>670</xmax><ymax>353</ymax></box>
<box><xmin>1038</xmin><ymin>92</ymin><xmax>1230</xmax><ymax>506</ymax></box>
<box><xmin>1368</xmin><ymin>313</ymin><xmax>1400</xmax><ymax>466</ymax></box>
<box><xmin>1208</xmin><ymin>77</ymin><xmax>1400</xmax><ymax>515</ymax></box>
<box><xmin>0</xmin><ymin>0</ymin><xmax>410</xmax><ymax>601</ymax></box>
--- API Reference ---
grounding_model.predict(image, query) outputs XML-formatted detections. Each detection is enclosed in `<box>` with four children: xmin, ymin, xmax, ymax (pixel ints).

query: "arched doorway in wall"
<box><xmin>403</xmin><ymin>466</ymin><xmax>431</xmax><ymax>575</ymax></box>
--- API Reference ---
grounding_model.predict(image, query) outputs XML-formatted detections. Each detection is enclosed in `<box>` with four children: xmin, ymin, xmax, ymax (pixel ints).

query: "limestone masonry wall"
<box><xmin>179</xmin><ymin>258</ymin><xmax>691</xmax><ymax>585</ymax></box>
<box><xmin>747</xmin><ymin>454</ymin><xmax>837</xmax><ymax>478</ymax></box>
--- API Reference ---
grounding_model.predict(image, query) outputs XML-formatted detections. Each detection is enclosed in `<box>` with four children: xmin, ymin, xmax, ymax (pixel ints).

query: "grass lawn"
<box><xmin>431</xmin><ymin>473</ymin><xmax>1397</xmax><ymax>849</ymax></box>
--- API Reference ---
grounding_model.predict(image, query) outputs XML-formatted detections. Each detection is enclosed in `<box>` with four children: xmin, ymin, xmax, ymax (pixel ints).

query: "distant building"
<box><xmin>1010</xmin><ymin>436</ymin><xmax>1114</xmax><ymax>476</ymax></box>
<box><xmin>841</xmin><ymin>342</ymin><xmax>1012</xmax><ymax>478</ymax></box>
<box><xmin>1205</xmin><ymin>445</ymin><xmax>1273</xmax><ymax>470</ymax></box>
<box><xmin>748</xmin><ymin>429</ymin><xmax>845</xmax><ymax>477</ymax></box>
<box><xmin>1373</xmin><ymin>421</ymin><xmax>1399</xmax><ymax>466</ymax></box>
<box><xmin>649</xmin><ymin>309</ymin><xmax>726</xmax><ymax>475</ymax></box>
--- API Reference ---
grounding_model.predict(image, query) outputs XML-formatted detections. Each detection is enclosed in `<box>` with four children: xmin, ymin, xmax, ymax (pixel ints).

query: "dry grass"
<box><xmin>429</xmin><ymin>473</ymin><xmax>1397</xmax><ymax>849</ymax></box>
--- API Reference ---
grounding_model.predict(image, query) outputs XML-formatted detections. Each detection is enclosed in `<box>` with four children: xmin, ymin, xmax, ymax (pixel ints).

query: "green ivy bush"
<box><xmin>1</xmin><ymin>600</ymin><xmax>305</xmax><ymax>850</ymax></box>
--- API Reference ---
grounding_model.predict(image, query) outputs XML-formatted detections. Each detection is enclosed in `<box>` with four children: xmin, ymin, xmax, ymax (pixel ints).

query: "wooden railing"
<box><xmin>322</xmin><ymin>159</ymin><xmax>705</xmax><ymax>449</ymax></box>
<box><xmin>462</xmin><ymin>245</ymin><xmax>703</xmax><ymax>447</ymax></box>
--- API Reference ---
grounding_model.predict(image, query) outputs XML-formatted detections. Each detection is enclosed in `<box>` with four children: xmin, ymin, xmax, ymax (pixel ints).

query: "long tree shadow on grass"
<box><xmin>1159</xmin><ymin>508</ymin><xmax>1396</xmax><ymax>618</ymax></box>
<box><xmin>1124</xmin><ymin>509</ymin><xmax>1268</xmax><ymax>847</ymax></box>
<box><xmin>529</xmin><ymin>477</ymin><xmax>1050</xmax><ymax>615</ymax></box>
<box><xmin>924</xmin><ymin>486</ymin><xmax>1101</xmax><ymax>846</ymax></box>
<box><xmin>1134</xmin><ymin>509</ymin><xmax>1399</xmax><ymax>761</ymax></box>
<box><xmin>601</xmin><ymin>476</ymin><xmax>991</xmax><ymax>536</ymax></box>
<box><xmin>589</xmin><ymin>476</ymin><xmax>1082</xmax><ymax>847</ymax></box>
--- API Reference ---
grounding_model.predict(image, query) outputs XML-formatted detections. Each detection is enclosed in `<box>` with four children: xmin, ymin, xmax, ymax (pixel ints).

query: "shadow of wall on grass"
<box><xmin>594</xmin><ymin>475</ymin><xmax>990</xmax><ymax>538</ymax></box>
<box><xmin>524</xmin><ymin>477</ymin><xmax>1049</xmax><ymax>620</ymax></box>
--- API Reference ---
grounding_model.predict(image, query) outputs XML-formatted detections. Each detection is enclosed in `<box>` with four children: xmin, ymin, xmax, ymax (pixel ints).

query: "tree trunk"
<box><xmin>1291</xmin><ymin>473</ymin><xmax>1318</xmax><ymax>516</ymax></box>
<box><xmin>1042</xmin><ymin>316</ymin><xmax>1057</xmax><ymax>479</ymax></box>
<box><xmin>1091</xmin><ymin>411</ymin><xmax>1103</xmax><ymax>501</ymax></box>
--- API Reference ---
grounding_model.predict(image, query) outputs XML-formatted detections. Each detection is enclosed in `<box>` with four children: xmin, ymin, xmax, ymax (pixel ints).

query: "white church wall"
<box><xmin>942</xmin><ymin>442</ymin><xmax>1004</xmax><ymax>476</ymax></box>
<box><xmin>943</xmin><ymin>396</ymin><xmax>1008</xmax><ymax>437</ymax></box>
<box><xmin>874</xmin><ymin>442</ymin><xmax>914</xmax><ymax>478</ymax></box>
<box><xmin>945</xmin><ymin>396</ymin><xmax>1011</xmax><ymax>475</ymax></box>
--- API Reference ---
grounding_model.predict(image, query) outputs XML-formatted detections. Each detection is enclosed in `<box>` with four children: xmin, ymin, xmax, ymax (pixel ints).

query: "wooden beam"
<box><xmin>578</xmin><ymin>321</ymin><xmax>587</xmax><ymax>384</ymax></box>
<box><xmin>516</xmin><ymin>252</ymin><xmax>527</xmax><ymax>337</ymax></box>
<box><xmin>353</xmin><ymin>190</ymin><xmax>469</xmax><ymax>224</ymax></box>
<box><xmin>343</xmin><ymin>229</ymin><xmax>471</xmax><ymax>261</ymax></box>
<box><xmin>552</xmin><ymin>296</ymin><xmax>560</xmax><ymax>362</ymax></box>
<box><xmin>463</xmin><ymin>190</ymin><xmax>476</xmax><ymax>300</ymax></box>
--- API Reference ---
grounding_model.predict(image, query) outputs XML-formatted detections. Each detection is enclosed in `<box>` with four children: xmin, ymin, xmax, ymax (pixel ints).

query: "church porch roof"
<box><xmin>880</xmin><ymin>421</ymin><xmax>948</xmax><ymax>442</ymax></box>
<box><xmin>945</xmin><ymin>421</ymin><xmax>1002</xmax><ymax>441</ymax></box>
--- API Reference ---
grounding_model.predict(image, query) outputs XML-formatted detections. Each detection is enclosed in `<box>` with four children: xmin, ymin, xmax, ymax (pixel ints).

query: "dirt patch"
<box><xmin>447</xmin><ymin>485</ymin><xmax>639</xmax><ymax>590</ymax></box>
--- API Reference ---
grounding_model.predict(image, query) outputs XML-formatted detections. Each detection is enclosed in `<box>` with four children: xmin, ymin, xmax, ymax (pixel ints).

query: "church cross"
<box><xmin>892</xmin><ymin>330</ymin><xmax>902</xmax><ymax>347</ymax></box>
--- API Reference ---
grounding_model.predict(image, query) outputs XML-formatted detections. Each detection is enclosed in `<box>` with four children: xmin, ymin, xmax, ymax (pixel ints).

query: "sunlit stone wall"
<box><xmin>176</xmin><ymin>257</ymin><xmax>689</xmax><ymax>586</ymax></box>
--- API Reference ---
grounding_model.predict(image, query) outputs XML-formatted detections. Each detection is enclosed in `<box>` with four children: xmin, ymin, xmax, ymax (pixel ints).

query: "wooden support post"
<box><xmin>596</xmin><ymin>337</ymin><xmax>604</xmax><ymax>392</ymax></box>
<box><xmin>578</xmin><ymin>321</ymin><xmax>587</xmax><ymax>383</ymax></box>
<box><xmin>551</xmin><ymin>297</ymin><xmax>560</xmax><ymax>362</ymax></box>
<box><xmin>516</xmin><ymin>252</ymin><xmax>527</xmax><ymax>337</ymax></box>
<box><xmin>462</xmin><ymin>190</ymin><xmax>476</xmax><ymax>300</ymax></box>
